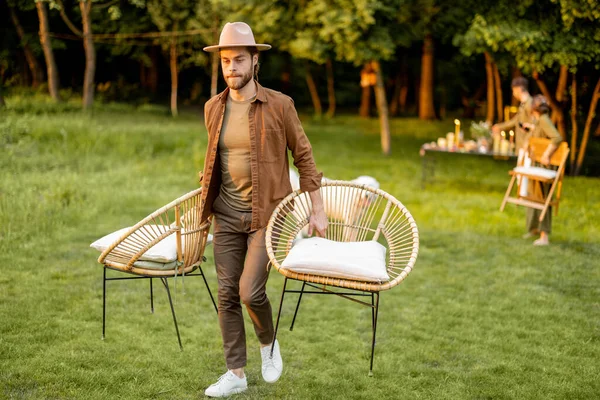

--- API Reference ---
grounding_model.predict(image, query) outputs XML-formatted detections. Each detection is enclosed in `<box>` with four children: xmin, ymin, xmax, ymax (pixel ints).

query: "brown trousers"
<box><xmin>212</xmin><ymin>195</ymin><xmax>274</xmax><ymax>370</ymax></box>
<box><xmin>526</xmin><ymin>181</ymin><xmax>552</xmax><ymax>234</ymax></box>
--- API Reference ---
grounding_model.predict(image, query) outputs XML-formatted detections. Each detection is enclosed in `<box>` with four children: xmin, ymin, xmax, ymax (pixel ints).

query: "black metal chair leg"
<box><xmin>149</xmin><ymin>278</ymin><xmax>154</xmax><ymax>314</ymax></box>
<box><xmin>369</xmin><ymin>292</ymin><xmax>380</xmax><ymax>377</ymax></box>
<box><xmin>199</xmin><ymin>267</ymin><xmax>218</xmax><ymax>314</ymax></box>
<box><xmin>102</xmin><ymin>267</ymin><xmax>107</xmax><ymax>340</ymax></box>
<box><xmin>371</xmin><ymin>292</ymin><xmax>375</xmax><ymax>334</ymax></box>
<box><xmin>161</xmin><ymin>278</ymin><xmax>183</xmax><ymax>351</ymax></box>
<box><xmin>290</xmin><ymin>281</ymin><xmax>306</xmax><ymax>331</ymax></box>
<box><xmin>271</xmin><ymin>278</ymin><xmax>288</xmax><ymax>357</ymax></box>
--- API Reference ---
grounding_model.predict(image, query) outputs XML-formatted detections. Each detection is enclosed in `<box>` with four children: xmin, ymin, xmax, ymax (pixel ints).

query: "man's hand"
<box><xmin>308</xmin><ymin>189</ymin><xmax>328</xmax><ymax>237</ymax></box>
<box><xmin>308</xmin><ymin>206</ymin><xmax>328</xmax><ymax>237</ymax></box>
<box><xmin>540</xmin><ymin>154</ymin><xmax>551</xmax><ymax>165</ymax></box>
<box><xmin>541</xmin><ymin>144</ymin><xmax>557</xmax><ymax>166</ymax></box>
<box><xmin>521</xmin><ymin>122</ymin><xmax>535</xmax><ymax>131</ymax></box>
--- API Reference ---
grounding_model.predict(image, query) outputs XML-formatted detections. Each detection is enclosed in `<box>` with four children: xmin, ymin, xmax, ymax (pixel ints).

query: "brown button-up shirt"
<box><xmin>200</xmin><ymin>81</ymin><xmax>323</xmax><ymax>230</ymax></box>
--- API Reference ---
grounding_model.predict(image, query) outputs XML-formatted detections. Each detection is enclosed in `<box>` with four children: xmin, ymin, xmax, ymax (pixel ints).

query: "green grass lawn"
<box><xmin>1</xmin><ymin>100</ymin><xmax>599</xmax><ymax>399</ymax></box>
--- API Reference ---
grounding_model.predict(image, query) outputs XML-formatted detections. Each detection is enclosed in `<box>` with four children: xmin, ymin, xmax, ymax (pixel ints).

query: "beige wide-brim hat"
<box><xmin>203</xmin><ymin>22</ymin><xmax>271</xmax><ymax>52</ymax></box>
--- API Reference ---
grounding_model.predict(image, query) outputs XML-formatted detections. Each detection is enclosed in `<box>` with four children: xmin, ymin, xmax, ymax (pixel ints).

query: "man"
<box><xmin>200</xmin><ymin>22</ymin><xmax>328</xmax><ymax>397</ymax></box>
<box><xmin>492</xmin><ymin>76</ymin><xmax>533</xmax><ymax>151</ymax></box>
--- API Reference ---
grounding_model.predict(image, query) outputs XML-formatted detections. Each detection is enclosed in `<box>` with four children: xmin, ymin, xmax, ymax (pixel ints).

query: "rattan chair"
<box><xmin>265</xmin><ymin>181</ymin><xmax>419</xmax><ymax>375</ymax></box>
<box><xmin>94</xmin><ymin>188</ymin><xmax>216</xmax><ymax>350</ymax></box>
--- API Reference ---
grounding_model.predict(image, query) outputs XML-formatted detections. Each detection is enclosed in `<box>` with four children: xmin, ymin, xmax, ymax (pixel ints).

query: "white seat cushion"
<box><xmin>513</xmin><ymin>166</ymin><xmax>557</xmax><ymax>180</ymax></box>
<box><xmin>281</xmin><ymin>237</ymin><xmax>389</xmax><ymax>282</ymax></box>
<box><xmin>90</xmin><ymin>225</ymin><xmax>213</xmax><ymax>264</ymax></box>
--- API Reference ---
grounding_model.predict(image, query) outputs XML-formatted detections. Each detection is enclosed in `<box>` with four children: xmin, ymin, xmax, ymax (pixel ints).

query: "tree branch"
<box><xmin>55</xmin><ymin>0</ymin><xmax>83</xmax><ymax>37</ymax></box>
<box><xmin>575</xmin><ymin>76</ymin><xmax>600</xmax><ymax>175</ymax></box>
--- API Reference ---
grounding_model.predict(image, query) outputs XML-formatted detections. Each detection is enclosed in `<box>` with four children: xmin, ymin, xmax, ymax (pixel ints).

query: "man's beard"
<box><xmin>226</xmin><ymin>68</ymin><xmax>253</xmax><ymax>90</ymax></box>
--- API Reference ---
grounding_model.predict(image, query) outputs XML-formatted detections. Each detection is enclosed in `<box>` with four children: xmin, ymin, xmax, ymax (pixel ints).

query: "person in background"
<box><xmin>492</xmin><ymin>77</ymin><xmax>533</xmax><ymax>151</ymax></box>
<box><xmin>520</xmin><ymin>95</ymin><xmax>563</xmax><ymax>246</ymax></box>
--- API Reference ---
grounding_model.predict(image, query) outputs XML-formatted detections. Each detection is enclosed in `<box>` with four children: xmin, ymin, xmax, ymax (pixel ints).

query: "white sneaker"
<box><xmin>204</xmin><ymin>370</ymin><xmax>247</xmax><ymax>397</ymax></box>
<box><xmin>260</xmin><ymin>339</ymin><xmax>283</xmax><ymax>383</ymax></box>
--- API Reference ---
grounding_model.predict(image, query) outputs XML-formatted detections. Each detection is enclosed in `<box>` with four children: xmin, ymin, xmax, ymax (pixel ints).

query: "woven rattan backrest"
<box><xmin>99</xmin><ymin>188</ymin><xmax>211</xmax><ymax>273</ymax></box>
<box><xmin>266</xmin><ymin>181</ymin><xmax>419</xmax><ymax>289</ymax></box>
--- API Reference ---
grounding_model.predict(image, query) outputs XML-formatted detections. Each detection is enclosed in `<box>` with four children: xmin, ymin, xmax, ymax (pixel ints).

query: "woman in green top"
<box><xmin>521</xmin><ymin>95</ymin><xmax>563</xmax><ymax>246</ymax></box>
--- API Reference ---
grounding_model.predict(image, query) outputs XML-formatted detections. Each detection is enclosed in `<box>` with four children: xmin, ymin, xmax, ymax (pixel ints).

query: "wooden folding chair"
<box><xmin>265</xmin><ymin>181</ymin><xmax>419</xmax><ymax>375</ymax></box>
<box><xmin>500</xmin><ymin>137</ymin><xmax>569</xmax><ymax>221</ymax></box>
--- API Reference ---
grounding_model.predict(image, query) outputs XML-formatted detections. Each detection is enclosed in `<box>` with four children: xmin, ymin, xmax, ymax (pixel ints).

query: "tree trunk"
<box><xmin>439</xmin><ymin>85</ymin><xmax>446</xmax><ymax>119</ymax></box>
<box><xmin>359</xmin><ymin>63</ymin><xmax>372</xmax><ymax>118</ymax></box>
<box><xmin>360</xmin><ymin>85</ymin><xmax>371</xmax><ymax>118</ymax></box>
<box><xmin>389</xmin><ymin>73</ymin><xmax>401</xmax><ymax>116</ymax></box>
<box><xmin>170</xmin><ymin>26</ymin><xmax>179</xmax><ymax>117</ymax></box>
<box><xmin>9</xmin><ymin>3</ymin><xmax>44</xmax><ymax>87</ymax></box>
<box><xmin>533</xmin><ymin>71</ymin><xmax>566</xmax><ymax>139</ymax></box>
<box><xmin>555</xmin><ymin>66</ymin><xmax>568</xmax><ymax>102</ymax></box>
<box><xmin>554</xmin><ymin>65</ymin><xmax>569</xmax><ymax>125</ymax></box>
<box><xmin>281</xmin><ymin>53</ymin><xmax>291</xmax><ymax>94</ymax></box>
<box><xmin>0</xmin><ymin>67</ymin><xmax>5</xmax><ymax>107</ymax></box>
<box><xmin>575</xmin><ymin>77</ymin><xmax>600</xmax><ymax>175</ymax></box>
<box><xmin>149</xmin><ymin>46</ymin><xmax>158</xmax><ymax>94</ymax></box>
<box><xmin>371</xmin><ymin>61</ymin><xmax>391</xmax><ymax>155</ymax></box>
<box><xmin>305</xmin><ymin>63</ymin><xmax>322</xmax><ymax>117</ymax></box>
<box><xmin>399</xmin><ymin>76</ymin><xmax>408</xmax><ymax>114</ymax></box>
<box><xmin>388</xmin><ymin>56</ymin><xmax>408</xmax><ymax>116</ymax></box>
<box><xmin>493</xmin><ymin>62</ymin><xmax>503</xmax><ymax>122</ymax></box>
<box><xmin>140</xmin><ymin>60</ymin><xmax>147</xmax><ymax>89</ymax></box>
<box><xmin>484</xmin><ymin>52</ymin><xmax>495</xmax><ymax>125</ymax></box>
<box><xmin>325</xmin><ymin>58</ymin><xmax>336</xmax><ymax>118</ymax></box>
<box><xmin>570</xmin><ymin>73</ymin><xmax>577</xmax><ymax>172</ymax></box>
<box><xmin>80</xmin><ymin>1</ymin><xmax>95</xmax><ymax>110</ymax></box>
<box><xmin>419</xmin><ymin>34</ymin><xmax>435</xmax><ymax>120</ymax></box>
<box><xmin>461</xmin><ymin>82</ymin><xmax>485</xmax><ymax>118</ymax></box>
<box><xmin>36</xmin><ymin>1</ymin><xmax>60</xmax><ymax>101</ymax></box>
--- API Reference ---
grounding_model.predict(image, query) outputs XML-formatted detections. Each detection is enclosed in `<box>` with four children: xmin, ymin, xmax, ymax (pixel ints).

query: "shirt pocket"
<box><xmin>260</xmin><ymin>128</ymin><xmax>285</xmax><ymax>162</ymax></box>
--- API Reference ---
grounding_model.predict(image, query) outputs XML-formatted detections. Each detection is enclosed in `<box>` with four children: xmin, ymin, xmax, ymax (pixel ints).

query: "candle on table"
<box><xmin>500</xmin><ymin>131</ymin><xmax>509</xmax><ymax>155</ymax></box>
<box><xmin>500</xmin><ymin>139</ymin><xmax>509</xmax><ymax>155</ymax></box>
<box><xmin>454</xmin><ymin>119</ymin><xmax>460</xmax><ymax>146</ymax></box>
<box><xmin>493</xmin><ymin>132</ymin><xmax>500</xmax><ymax>153</ymax></box>
<box><xmin>509</xmin><ymin>130</ymin><xmax>515</xmax><ymax>154</ymax></box>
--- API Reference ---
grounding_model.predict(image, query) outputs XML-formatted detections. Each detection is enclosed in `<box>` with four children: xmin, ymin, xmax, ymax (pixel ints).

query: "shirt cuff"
<box><xmin>300</xmin><ymin>171</ymin><xmax>323</xmax><ymax>193</ymax></box>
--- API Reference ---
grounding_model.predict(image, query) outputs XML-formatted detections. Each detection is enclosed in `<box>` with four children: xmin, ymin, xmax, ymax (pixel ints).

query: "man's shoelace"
<box><xmin>216</xmin><ymin>371</ymin><xmax>234</xmax><ymax>385</ymax></box>
<box><xmin>261</xmin><ymin>346</ymin><xmax>276</xmax><ymax>370</ymax></box>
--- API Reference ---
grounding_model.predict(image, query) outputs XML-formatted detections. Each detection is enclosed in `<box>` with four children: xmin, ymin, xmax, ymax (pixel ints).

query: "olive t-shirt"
<box><xmin>218</xmin><ymin>95</ymin><xmax>255</xmax><ymax>212</ymax></box>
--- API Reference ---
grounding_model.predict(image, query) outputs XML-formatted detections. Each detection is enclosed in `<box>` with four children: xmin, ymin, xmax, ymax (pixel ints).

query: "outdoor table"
<box><xmin>420</xmin><ymin>145</ymin><xmax>517</xmax><ymax>188</ymax></box>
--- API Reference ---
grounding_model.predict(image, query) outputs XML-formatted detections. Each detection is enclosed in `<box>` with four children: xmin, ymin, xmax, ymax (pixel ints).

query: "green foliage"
<box><xmin>147</xmin><ymin>0</ymin><xmax>208</xmax><ymax>68</ymax></box>
<box><xmin>454</xmin><ymin>0</ymin><xmax>600</xmax><ymax>73</ymax></box>
<box><xmin>217</xmin><ymin>0</ymin><xmax>404</xmax><ymax>65</ymax></box>
<box><xmin>551</xmin><ymin>0</ymin><xmax>600</xmax><ymax>29</ymax></box>
<box><xmin>297</xmin><ymin>0</ymin><xmax>400</xmax><ymax>65</ymax></box>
